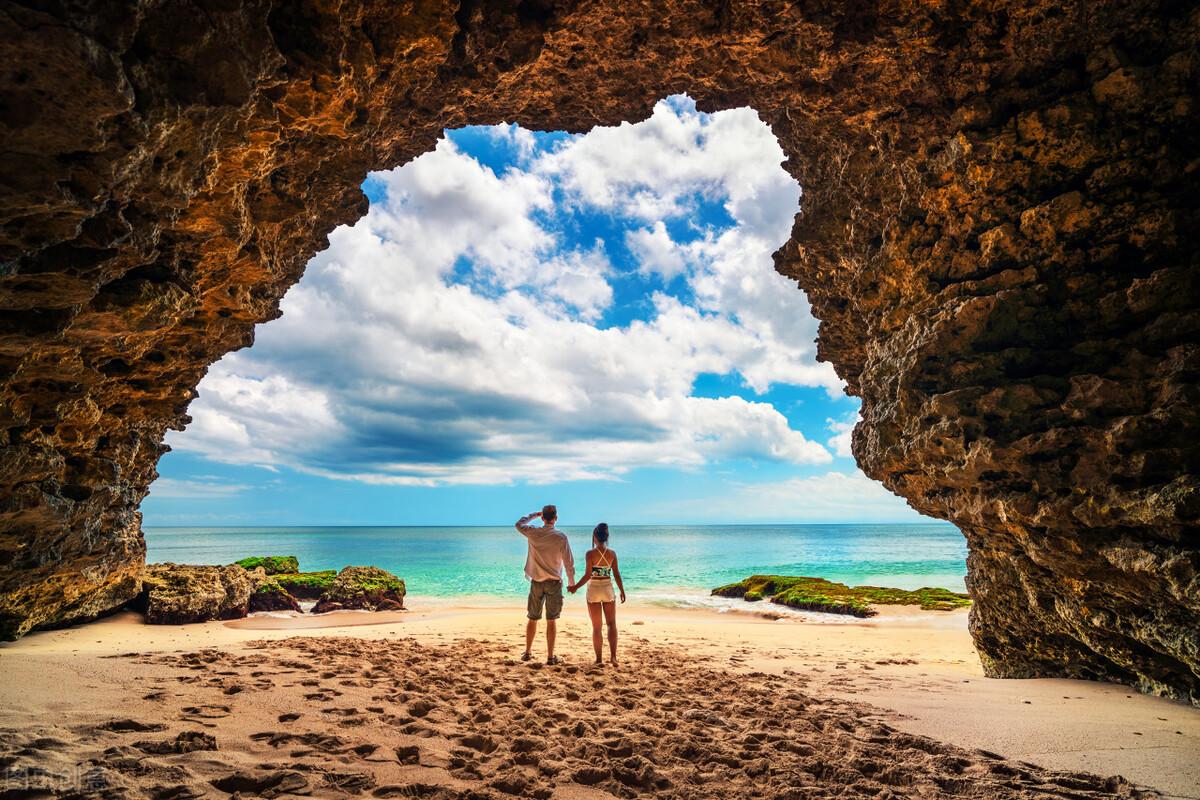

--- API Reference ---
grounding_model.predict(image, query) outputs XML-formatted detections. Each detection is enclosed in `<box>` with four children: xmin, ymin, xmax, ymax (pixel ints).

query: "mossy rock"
<box><xmin>712</xmin><ymin>575</ymin><xmax>970</xmax><ymax>617</ymax></box>
<box><xmin>245</xmin><ymin>569</ymin><xmax>303</xmax><ymax>613</ymax></box>
<box><xmin>234</xmin><ymin>555</ymin><xmax>299</xmax><ymax>575</ymax></box>
<box><xmin>850</xmin><ymin>583</ymin><xmax>973</xmax><ymax>611</ymax></box>
<box><xmin>312</xmin><ymin>566</ymin><xmax>406</xmax><ymax>614</ymax></box>
<box><xmin>272</xmin><ymin>570</ymin><xmax>337</xmax><ymax>600</ymax></box>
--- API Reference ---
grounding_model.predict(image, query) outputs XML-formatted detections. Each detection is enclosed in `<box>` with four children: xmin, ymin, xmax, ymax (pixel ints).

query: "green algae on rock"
<box><xmin>712</xmin><ymin>576</ymin><xmax>971</xmax><ymax>618</ymax></box>
<box><xmin>245</xmin><ymin>569</ymin><xmax>303</xmax><ymax>614</ymax></box>
<box><xmin>272</xmin><ymin>571</ymin><xmax>338</xmax><ymax>601</ymax></box>
<box><xmin>234</xmin><ymin>556</ymin><xmax>300</xmax><ymax>575</ymax></box>
<box><xmin>312</xmin><ymin>566</ymin><xmax>406</xmax><ymax>614</ymax></box>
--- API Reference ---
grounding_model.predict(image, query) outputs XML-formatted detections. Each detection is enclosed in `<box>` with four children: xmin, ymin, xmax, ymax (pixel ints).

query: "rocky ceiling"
<box><xmin>0</xmin><ymin>0</ymin><xmax>1196</xmax><ymax>702</ymax></box>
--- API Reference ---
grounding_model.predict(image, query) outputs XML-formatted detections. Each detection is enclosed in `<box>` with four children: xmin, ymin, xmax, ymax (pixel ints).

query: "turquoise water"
<box><xmin>144</xmin><ymin>524</ymin><xmax>967</xmax><ymax>605</ymax></box>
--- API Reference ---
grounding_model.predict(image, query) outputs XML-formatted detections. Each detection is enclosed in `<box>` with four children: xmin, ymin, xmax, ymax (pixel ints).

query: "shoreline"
<box><xmin>2</xmin><ymin>600</ymin><xmax>1197</xmax><ymax>797</ymax></box>
<box><xmin>312</xmin><ymin>588</ymin><xmax>979</xmax><ymax>625</ymax></box>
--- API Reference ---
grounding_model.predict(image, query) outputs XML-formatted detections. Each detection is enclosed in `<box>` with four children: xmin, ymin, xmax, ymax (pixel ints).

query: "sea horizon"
<box><xmin>145</xmin><ymin>521</ymin><xmax>951</xmax><ymax>526</ymax></box>
<box><xmin>144</xmin><ymin>522</ymin><xmax>969</xmax><ymax>611</ymax></box>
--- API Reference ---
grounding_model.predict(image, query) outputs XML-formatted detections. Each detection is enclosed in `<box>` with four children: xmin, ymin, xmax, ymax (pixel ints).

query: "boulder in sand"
<box><xmin>312</xmin><ymin>566</ymin><xmax>405</xmax><ymax>614</ymax></box>
<box><xmin>139</xmin><ymin>564</ymin><xmax>253</xmax><ymax>624</ymax></box>
<box><xmin>246</xmin><ymin>568</ymin><xmax>303</xmax><ymax>614</ymax></box>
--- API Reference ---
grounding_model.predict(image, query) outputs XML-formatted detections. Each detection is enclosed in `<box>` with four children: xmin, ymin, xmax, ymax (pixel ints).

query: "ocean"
<box><xmin>144</xmin><ymin>523</ymin><xmax>968</xmax><ymax>612</ymax></box>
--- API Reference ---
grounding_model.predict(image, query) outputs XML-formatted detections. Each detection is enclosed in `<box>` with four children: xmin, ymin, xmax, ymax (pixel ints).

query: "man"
<box><xmin>515</xmin><ymin>504</ymin><xmax>575</xmax><ymax>665</ymax></box>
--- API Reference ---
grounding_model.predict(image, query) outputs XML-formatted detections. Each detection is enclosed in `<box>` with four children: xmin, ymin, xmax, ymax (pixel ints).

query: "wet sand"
<box><xmin>1</xmin><ymin>599</ymin><xmax>1196</xmax><ymax>798</ymax></box>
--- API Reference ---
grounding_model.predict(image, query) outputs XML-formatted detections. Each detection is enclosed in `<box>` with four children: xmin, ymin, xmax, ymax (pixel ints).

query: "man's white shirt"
<box><xmin>515</xmin><ymin>514</ymin><xmax>576</xmax><ymax>584</ymax></box>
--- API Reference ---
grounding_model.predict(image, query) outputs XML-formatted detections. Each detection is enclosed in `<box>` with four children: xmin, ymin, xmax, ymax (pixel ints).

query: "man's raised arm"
<box><xmin>515</xmin><ymin>511</ymin><xmax>541</xmax><ymax>536</ymax></box>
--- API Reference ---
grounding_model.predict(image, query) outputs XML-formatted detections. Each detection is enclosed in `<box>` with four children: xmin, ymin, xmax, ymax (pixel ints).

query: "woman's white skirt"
<box><xmin>587</xmin><ymin>579</ymin><xmax>615</xmax><ymax>604</ymax></box>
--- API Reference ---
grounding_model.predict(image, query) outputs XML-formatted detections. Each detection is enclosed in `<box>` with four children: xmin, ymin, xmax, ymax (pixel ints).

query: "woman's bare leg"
<box><xmin>587</xmin><ymin>601</ymin><xmax>603</xmax><ymax>663</ymax></box>
<box><xmin>603</xmin><ymin>600</ymin><xmax>618</xmax><ymax>665</ymax></box>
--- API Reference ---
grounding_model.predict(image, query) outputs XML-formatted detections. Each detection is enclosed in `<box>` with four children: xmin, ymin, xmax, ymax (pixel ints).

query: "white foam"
<box><xmin>248</xmin><ymin>610</ymin><xmax>303</xmax><ymax>619</ymax></box>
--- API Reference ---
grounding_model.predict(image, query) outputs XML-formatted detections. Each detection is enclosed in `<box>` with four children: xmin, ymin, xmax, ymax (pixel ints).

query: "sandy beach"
<box><xmin>1</xmin><ymin>599</ymin><xmax>1197</xmax><ymax>799</ymax></box>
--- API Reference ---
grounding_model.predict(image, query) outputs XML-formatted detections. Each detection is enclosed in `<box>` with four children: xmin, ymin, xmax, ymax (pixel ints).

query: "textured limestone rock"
<box><xmin>246</xmin><ymin>567</ymin><xmax>303</xmax><ymax>614</ymax></box>
<box><xmin>0</xmin><ymin>1</ymin><xmax>1195</xmax><ymax>700</ymax></box>
<box><xmin>139</xmin><ymin>563</ymin><xmax>252</xmax><ymax>625</ymax></box>
<box><xmin>311</xmin><ymin>566</ymin><xmax>406</xmax><ymax>614</ymax></box>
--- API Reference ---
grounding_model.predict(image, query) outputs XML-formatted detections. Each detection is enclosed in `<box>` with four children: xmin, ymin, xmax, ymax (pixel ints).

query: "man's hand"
<box><xmin>532</xmin><ymin>511</ymin><xmax>542</xmax><ymax>518</ymax></box>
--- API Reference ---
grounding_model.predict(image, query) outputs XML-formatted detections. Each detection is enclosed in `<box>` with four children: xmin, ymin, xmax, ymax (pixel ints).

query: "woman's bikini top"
<box><xmin>590</xmin><ymin>548</ymin><xmax>613</xmax><ymax>580</ymax></box>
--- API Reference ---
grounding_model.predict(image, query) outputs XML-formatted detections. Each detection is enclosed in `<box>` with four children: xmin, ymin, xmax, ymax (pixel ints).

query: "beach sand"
<box><xmin>1</xmin><ymin>598</ymin><xmax>1197</xmax><ymax>798</ymax></box>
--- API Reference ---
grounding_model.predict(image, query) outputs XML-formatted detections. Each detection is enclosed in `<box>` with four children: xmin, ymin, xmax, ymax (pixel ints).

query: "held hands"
<box><xmin>567</xmin><ymin>583</ymin><xmax>578</xmax><ymax>594</ymax></box>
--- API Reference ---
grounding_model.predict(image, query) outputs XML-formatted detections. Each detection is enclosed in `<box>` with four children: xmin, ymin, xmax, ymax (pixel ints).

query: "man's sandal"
<box><xmin>521</xmin><ymin>651</ymin><xmax>532</xmax><ymax>661</ymax></box>
<box><xmin>546</xmin><ymin>655</ymin><xmax>561</xmax><ymax>666</ymax></box>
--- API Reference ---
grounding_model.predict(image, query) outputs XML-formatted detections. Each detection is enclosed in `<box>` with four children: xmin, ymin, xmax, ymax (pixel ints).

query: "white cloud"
<box><xmin>537</xmin><ymin>97</ymin><xmax>838</xmax><ymax>395</ymax></box>
<box><xmin>365</xmin><ymin>138</ymin><xmax>554</xmax><ymax>283</ymax></box>
<box><xmin>537</xmin><ymin>245</ymin><xmax>613</xmax><ymax>321</ymax></box>
<box><xmin>826</xmin><ymin>413</ymin><xmax>858</xmax><ymax>458</ymax></box>
<box><xmin>626</xmin><ymin>221</ymin><xmax>686</xmax><ymax>280</ymax></box>
<box><xmin>535</xmin><ymin>96</ymin><xmax>796</xmax><ymax>229</ymax></box>
<box><xmin>182</xmin><ymin>371</ymin><xmax>341</xmax><ymax>469</ymax></box>
<box><xmin>484</xmin><ymin>122</ymin><xmax>538</xmax><ymax>162</ymax></box>
<box><xmin>148</xmin><ymin>477</ymin><xmax>251</xmax><ymax>499</ymax></box>
<box><xmin>168</xmin><ymin>97</ymin><xmax>844</xmax><ymax>486</ymax></box>
<box><xmin>653</xmin><ymin>470</ymin><xmax>922</xmax><ymax>523</ymax></box>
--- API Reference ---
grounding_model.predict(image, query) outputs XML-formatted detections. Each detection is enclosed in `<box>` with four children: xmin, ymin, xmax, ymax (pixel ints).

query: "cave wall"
<box><xmin>1</xmin><ymin>0</ymin><xmax>1196</xmax><ymax>700</ymax></box>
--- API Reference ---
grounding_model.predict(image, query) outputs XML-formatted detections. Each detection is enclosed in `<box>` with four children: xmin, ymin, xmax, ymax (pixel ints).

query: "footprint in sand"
<box><xmin>146</xmin><ymin>785</ymin><xmax>206</xmax><ymax>800</ymax></box>
<box><xmin>179</xmin><ymin>704</ymin><xmax>230</xmax><ymax>720</ymax></box>
<box><xmin>321</xmin><ymin>770</ymin><xmax>377</xmax><ymax>793</ymax></box>
<box><xmin>490</xmin><ymin>770</ymin><xmax>553</xmax><ymax>799</ymax></box>
<box><xmin>210</xmin><ymin>770</ymin><xmax>309</xmax><ymax>798</ymax></box>
<box><xmin>250</xmin><ymin>730</ymin><xmax>346</xmax><ymax>753</ymax></box>
<box><xmin>320</xmin><ymin>706</ymin><xmax>361</xmax><ymax>717</ymax></box>
<box><xmin>395</xmin><ymin>744</ymin><xmax>421</xmax><ymax>764</ymax></box>
<box><xmin>572</xmin><ymin>766</ymin><xmax>610</xmax><ymax>785</ymax></box>
<box><xmin>97</xmin><ymin>719</ymin><xmax>168</xmax><ymax>733</ymax></box>
<box><xmin>448</xmin><ymin>749</ymin><xmax>484</xmax><ymax>779</ymax></box>
<box><xmin>132</xmin><ymin>731</ymin><xmax>217</xmax><ymax>754</ymax></box>
<box><xmin>407</xmin><ymin>699</ymin><xmax>435</xmax><ymax>718</ymax></box>
<box><xmin>457</xmin><ymin>733</ymin><xmax>499</xmax><ymax>754</ymax></box>
<box><xmin>371</xmin><ymin>784</ymin><xmax>456</xmax><ymax>798</ymax></box>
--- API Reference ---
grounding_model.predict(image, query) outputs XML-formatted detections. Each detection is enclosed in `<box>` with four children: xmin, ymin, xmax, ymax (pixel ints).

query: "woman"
<box><xmin>568</xmin><ymin>523</ymin><xmax>626</xmax><ymax>666</ymax></box>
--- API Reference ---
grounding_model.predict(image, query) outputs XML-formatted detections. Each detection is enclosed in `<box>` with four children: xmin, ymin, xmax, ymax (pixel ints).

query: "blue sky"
<box><xmin>143</xmin><ymin>97</ymin><xmax>924</xmax><ymax>526</ymax></box>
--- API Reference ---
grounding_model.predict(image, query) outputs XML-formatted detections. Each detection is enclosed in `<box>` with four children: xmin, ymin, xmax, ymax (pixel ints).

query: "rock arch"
<box><xmin>1</xmin><ymin>0</ymin><xmax>1196</xmax><ymax>701</ymax></box>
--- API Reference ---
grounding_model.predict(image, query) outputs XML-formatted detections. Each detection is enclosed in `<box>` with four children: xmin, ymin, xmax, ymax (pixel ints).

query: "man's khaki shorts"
<box><xmin>527</xmin><ymin>579</ymin><xmax>563</xmax><ymax>621</ymax></box>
